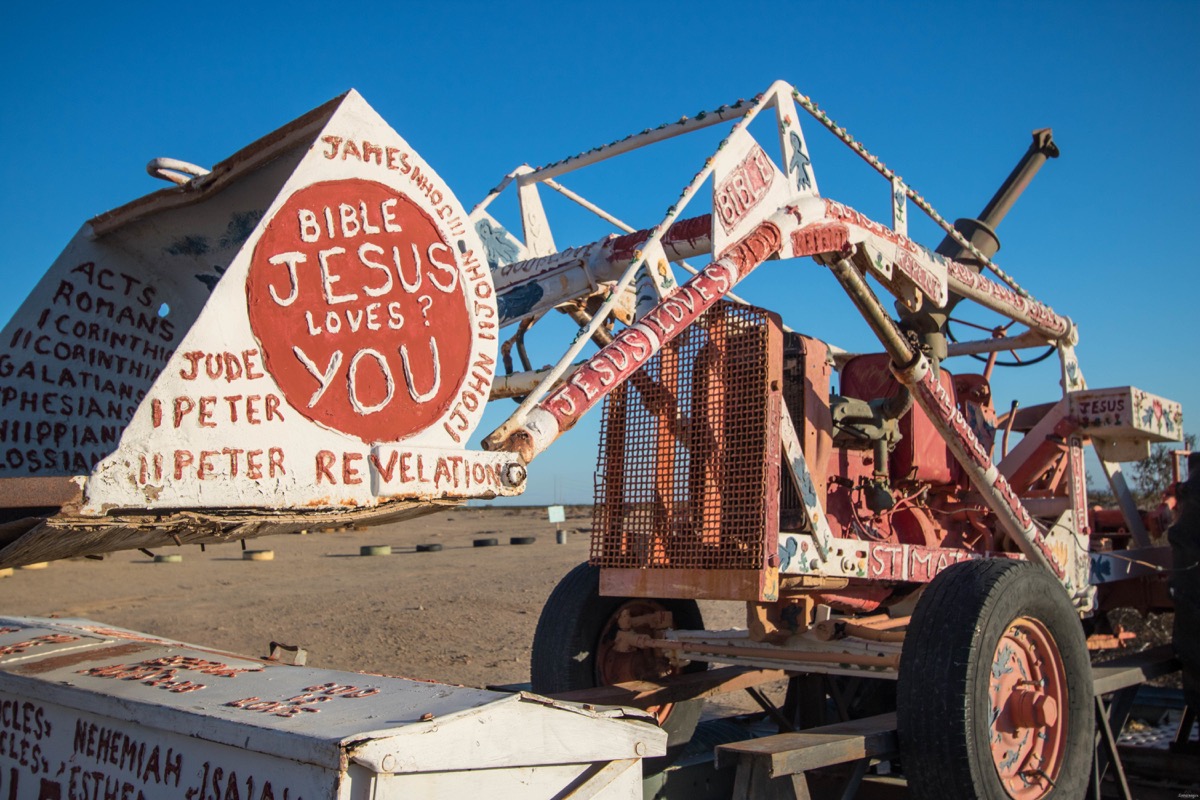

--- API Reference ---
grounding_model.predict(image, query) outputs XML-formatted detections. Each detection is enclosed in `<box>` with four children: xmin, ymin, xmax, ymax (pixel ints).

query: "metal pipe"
<box><xmin>860</xmin><ymin>615</ymin><xmax>911</xmax><ymax>631</ymax></box>
<box><xmin>945</xmin><ymin>330</ymin><xmax>1050</xmax><ymax>357</ymax></box>
<box><xmin>638</xmin><ymin>637</ymin><xmax>901</xmax><ymax>670</ymax></box>
<box><xmin>839</xmin><ymin>624</ymin><xmax>906</xmax><ymax>643</ymax></box>
<box><xmin>492</xmin><ymin>215</ymin><xmax>712</xmax><ymax>297</ymax></box>
<box><xmin>494</xmin><ymin>208</ymin><xmax>1071</xmax><ymax>341</ymax></box>
<box><xmin>542</xmin><ymin>177</ymin><xmax>637</xmax><ymax>232</ymax></box>
<box><xmin>939</xmin><ymin>129</ymin><xmax>1060</xmax><ymax>259</ymax></box>
<box><xmin>490</xmin><ymin>363</ymin><xmax>585</xmax><ymax>400</ymax></box>
<box><xmin>826</xmin><ymin>255</ymin><xmax>915</xmax><ymax>367</ymax></box>
<box><xmin>561</xmin><ymin>306</ymin><xmax>615</xmax><ymax>346</ymax></box>
<box><xmin>945</xmin><ymin>260</ymin><xmax>1072</xmax><ymax>341</ymax></box>
<box><xmin>935</xmin><ymin>129</ymin><xmax>1062</xmax><ymax>328</ymax></box>
<box><xmin>523</xmin><ymin>101</ymin><xmax>756</xmax><ymax>184</ymax></box>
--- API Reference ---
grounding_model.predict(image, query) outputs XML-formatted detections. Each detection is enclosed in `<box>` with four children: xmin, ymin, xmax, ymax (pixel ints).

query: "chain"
<box><xmin>792</xmin><ymin>89</ymin><xmax>1032</xmax><ymax>300</ymax></box>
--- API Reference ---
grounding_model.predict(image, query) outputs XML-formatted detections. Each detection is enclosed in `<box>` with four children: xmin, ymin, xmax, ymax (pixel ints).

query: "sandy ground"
<box><xmin>0</xmin><ymin>505</ymin><xmax>744</xmax><ymax>690</ymax></box>
<box><xmin>4</xmin><ymin>507</ymin><xmax>1191</xmax><ymax>798</ymax></box>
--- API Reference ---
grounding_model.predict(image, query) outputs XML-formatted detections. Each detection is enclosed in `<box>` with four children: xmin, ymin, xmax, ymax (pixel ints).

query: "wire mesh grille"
<box><xmin>591</xmin><ymin>301</ymin><xmax>777</xmax><ymax>570</ymax></box>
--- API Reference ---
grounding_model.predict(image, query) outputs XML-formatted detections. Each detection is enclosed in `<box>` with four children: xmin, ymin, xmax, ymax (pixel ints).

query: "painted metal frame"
<box><xmin>468</xmin><ymin>80</ymin><xmax>1181</xmax><ymax>625</ymax></box>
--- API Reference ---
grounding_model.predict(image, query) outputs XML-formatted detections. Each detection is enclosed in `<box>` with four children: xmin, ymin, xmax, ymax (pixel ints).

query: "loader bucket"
<box><xmin>0</xmin><ymin>91</ymin><xmax>522</xmax><ymax>567</ymax></box>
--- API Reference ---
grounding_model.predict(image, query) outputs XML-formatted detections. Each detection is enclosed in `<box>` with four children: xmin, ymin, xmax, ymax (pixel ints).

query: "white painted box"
<box><xmin>0</xmin><ymin>617</ymin><xmax>664</xmax><ymax>799</ymax></box>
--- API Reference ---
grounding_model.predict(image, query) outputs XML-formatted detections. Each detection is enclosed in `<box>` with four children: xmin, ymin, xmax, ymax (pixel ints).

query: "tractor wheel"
<box><xmin>898</xmin><ymin>560</ymin><xmax>1092</xmax><ymax>800</ymax></box>
<box><xmin>531</xmin><ymin>562</ymin><xmax>707</xmax><ymax>751</ymax></box>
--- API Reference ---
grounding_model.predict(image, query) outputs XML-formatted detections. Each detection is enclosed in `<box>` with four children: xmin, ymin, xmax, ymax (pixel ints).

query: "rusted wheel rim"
<box><xmin>596</xmin><ymin>599</ymin><xmax>681</xmax><ymax>724</ymax></box>
<box><xmin>988</xmin><ymin>616</ymin><xmax>1068</xmax><ymax>799</ymax></box>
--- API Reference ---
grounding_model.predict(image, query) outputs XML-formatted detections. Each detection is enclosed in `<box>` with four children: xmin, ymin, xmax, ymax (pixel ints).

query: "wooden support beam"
<box><xmin>1091</xmin><ymin>644</ymin><xmax>1180</xmax><ymax>696</ymax></box>
<box><xmin>549</xmin><ymin>666</ymin><xmax>788</xmax><ymax>709</ymax></box>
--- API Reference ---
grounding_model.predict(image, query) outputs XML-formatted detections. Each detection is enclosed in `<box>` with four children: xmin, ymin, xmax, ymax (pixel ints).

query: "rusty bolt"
<box><xmin>503</xmin><ymin>463</ymin><xmax>527</xmax><ymax>487</ymax></box>
<box><xmin>612</xmin><ymin>629</ymin><xmax>645</xmax><ymax>654</ymax></box>
<box><xmin>420</xmin><ymin>712</ymin><xmax>435</xmax><ymax>722</ymax></box>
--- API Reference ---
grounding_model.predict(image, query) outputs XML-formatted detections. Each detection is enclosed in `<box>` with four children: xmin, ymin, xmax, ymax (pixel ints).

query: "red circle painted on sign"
<box><xmin>246</xmin><ymin>178</ymin><xmax>472</xmax><ymax>442</ymax></box>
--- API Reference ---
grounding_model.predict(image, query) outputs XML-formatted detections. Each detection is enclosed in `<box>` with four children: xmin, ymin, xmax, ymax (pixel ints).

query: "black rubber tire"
<box><xmin>510</xmin><ymin>536</ymin><xmax>537</xmax><ymax>545</ymax></box>
<box><xmin>531</xmin><ymin>562</ymin><xmax>707</xmax><ymax>752</ymax></box>
<box><xmin>473</xmin><ymin>537</ymin><xmax>499</xmax><ymax>547</ymax></box>
<box><xmin>897</xmin><ymin>560</ymin><xmax>1092</xmax><ymax>800</ymax></box>
<box><xmin>1169</xmin><ymin>454</ymin><xmax>1200</xmax><ymax>712</ymax></box>
<box><xmin>415</xmin><ymin>543</ymin><xmax>443</xmax><ymax>552</ymax></box>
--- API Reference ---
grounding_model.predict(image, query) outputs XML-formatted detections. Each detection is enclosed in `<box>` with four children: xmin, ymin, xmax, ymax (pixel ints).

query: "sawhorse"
<box><xmin>1089</xmin><ymin>644</ymin><xmax>1182</xmax><ymax>799</ymax></box>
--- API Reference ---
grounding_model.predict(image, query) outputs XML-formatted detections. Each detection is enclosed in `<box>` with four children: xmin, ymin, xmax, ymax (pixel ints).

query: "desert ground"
<box><xmin>0</xmin><ymin>505</ymin><xmax>744</xmax><ymax>690</ymax></box>
<box><xmin>3</xmin><ymin>507</ymin><xmax>1193</xmax><ymax>799</ymax></box>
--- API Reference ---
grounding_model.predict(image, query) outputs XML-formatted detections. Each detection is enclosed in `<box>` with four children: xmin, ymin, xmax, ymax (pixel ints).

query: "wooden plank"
<box><xmin>1007</xmin><ymin>401</ymin><xmax>1058</xmax><ymax>433</ymax></box>
<box><xmin>550</xmin><ymin>666</ymin><xmax>787</xmax><ymax>708</ymax></box>
<box><xmin>1091</xmin><ymin>645</ymin><xmax>1180</xmax><ymax>696</ymax></box>
<box><xmin>0</xmin><ymin>476</ymin><xmax>81</xmax><ymax>509</ymax></box>
<box><xmin>716</xmin><ymin>712</ymin><xmax>897</xmax><ymax>775</ymax></box>
<box><xmin>601</xmin><ymin>567</ymin><xmax>778</xmax><ymax>603</ymax></box>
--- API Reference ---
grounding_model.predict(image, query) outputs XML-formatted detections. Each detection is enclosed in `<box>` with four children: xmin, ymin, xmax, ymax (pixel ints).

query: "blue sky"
<box><xmin>1</xmin><ymin>1</ymin><xmax>1196</xmax><ymax>504</ymax></box>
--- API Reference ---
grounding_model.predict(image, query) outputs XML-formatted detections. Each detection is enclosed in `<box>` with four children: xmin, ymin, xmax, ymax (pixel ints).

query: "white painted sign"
<box><xmin>0</xmin><ymin>90</ymin><xmax>529</xmax><ymax>515</ymax></box>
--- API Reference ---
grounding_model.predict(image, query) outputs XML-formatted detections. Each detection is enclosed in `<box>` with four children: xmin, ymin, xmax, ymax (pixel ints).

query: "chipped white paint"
<box><xmin>710</xmin><ymin>127</ymin><xmax>790</xmax><ymax>260</ymax></box>
<box><xmin>778</xmin><ymin>403</ymin><xmax>835</xmax><ymax>560</ymax></box>
<box><xmin>891</xmin><ymin>176</ymin><xmax>908</xmax><ymax>237</ymax></box>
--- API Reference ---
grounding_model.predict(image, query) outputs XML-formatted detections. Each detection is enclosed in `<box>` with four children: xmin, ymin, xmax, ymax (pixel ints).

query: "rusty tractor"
<box><xmin>0</xmin><ymin>81</ymin><xmax>1189</xmax><ymax>798</ymax></box>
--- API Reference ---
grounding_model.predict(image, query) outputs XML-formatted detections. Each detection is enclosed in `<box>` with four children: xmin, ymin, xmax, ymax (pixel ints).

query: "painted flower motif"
<box><xmin>1153</xmin><ymin>399</ymin><xmax>1163</xmax><ymax>422</ymax></box>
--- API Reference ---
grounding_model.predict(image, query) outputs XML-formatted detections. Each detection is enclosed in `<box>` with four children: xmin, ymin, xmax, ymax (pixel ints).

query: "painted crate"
<box><xmin>1070</xmin><ymin>386</ymin><xmax>1183</xmax><ymax>461</ymax></box>
<box><xmin>0</xmin><ymin>617</ymin><xmax>663</xmax><ymax>799</ymax></box>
